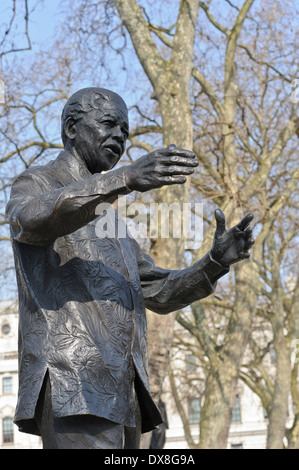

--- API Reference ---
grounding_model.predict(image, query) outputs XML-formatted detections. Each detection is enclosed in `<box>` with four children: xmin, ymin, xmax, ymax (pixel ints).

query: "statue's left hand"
<box><xmin>211</xmin><ymin>209</ymin><xmax>255</xmax><ymax>266</ymax></box>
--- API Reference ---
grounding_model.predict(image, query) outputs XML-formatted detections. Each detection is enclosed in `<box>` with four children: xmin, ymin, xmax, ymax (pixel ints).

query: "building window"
<box><xmin>231</xmin><ymin>443</ymin><xmax>243</xmax><ymax>449</ymax></box>
<box><xmin>263</xmin><ymin>407</ymin><xmax>269</xmax><ymax>419</ymax></box>
<box><xmin>186</xmin><ymin>354</ymin><xmax>197</xmax><ymax>372</ymax></box>
<box><xmin>269</xmin><ymin>347</ymin><xmax>277</xmax><ymax>364</ymax></box>
<box><xmin>188</xmin><ymin>398</ymin><xmax>201</xmax><ymax>424</ymax></box>
<box><xmin>3</xmin><ymin>377</ymin><xmax>13</xmax><ymax>394</ymax></box>
<box><xmin>3</xmin><ymin>417</ymin><xmax>14</xmax><ymax>444</ymax></box>
<box><xmin>1</xmin><ymin>323</ymin><xmax>11</xmax><ymax>335</ymax></box>
<box><xmin>232</xmin><ymin>394</ymin><xmax>241</xmax><ymax>422</ymax></box>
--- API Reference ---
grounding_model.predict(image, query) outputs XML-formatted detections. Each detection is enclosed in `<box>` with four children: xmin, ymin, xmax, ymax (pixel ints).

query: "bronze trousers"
<box><xmin>35</xmin><ymin>373</ymin><xmax>141</xmax><ymax>449</ymax></box>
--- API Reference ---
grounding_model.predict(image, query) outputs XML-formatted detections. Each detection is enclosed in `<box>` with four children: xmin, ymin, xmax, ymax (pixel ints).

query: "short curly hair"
<box><xmin>61</xmin><ymin>87</ymin><xmax>128</xmax><ymax>145</ymax></box>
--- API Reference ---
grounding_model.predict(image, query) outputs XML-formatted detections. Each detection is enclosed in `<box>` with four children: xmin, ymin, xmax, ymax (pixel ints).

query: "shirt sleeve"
<box><xmin>6</xmin><ymin>166</ymin><xmax>131</xmax><ymax>246</ymax></box>
<box><xmin>134</xmin><ymin>239</ymin><xmax>230</xmax><ymax>314</ymax></box>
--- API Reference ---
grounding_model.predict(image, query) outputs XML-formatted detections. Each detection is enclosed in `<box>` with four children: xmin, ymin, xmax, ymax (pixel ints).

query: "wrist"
<box><xmin>96</xmin><ymin>166</ymin><xmax>133</xmax><ymax>196</ymax></box>
<box><xmin>203</xmin><ymin>251</ymin><xmax>230</xmax><ymax>284</ymax></box>
<box><xmin>210</xmin><ymin>250</ymin><xmax>229</xmax><ymax>268</ymax></box>
<box><xmin>123</xmin><ymin>165</ymin><xmax>135</xmax><ymax>191</ymax></box>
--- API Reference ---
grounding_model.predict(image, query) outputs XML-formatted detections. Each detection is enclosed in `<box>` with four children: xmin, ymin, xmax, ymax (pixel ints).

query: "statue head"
<box><xmin>61</xmin><ymin>87</ymin><xmax>129</xmax><ymax>173</ymax></box>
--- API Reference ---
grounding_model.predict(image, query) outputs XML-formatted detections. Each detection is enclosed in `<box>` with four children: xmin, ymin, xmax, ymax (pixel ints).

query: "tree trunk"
<box><xmin>198</xmin><ymin>260</ymin><xmax>259</xmax><ymax>448</ymax></box>
<box><xmin>266</xmin><ymin>235</ymin><xmax>292</xmax><ymax>449</ymax></box>
<box><xmin>199</xmin><ymin>370</ymin><xmax>234</xmax><ymax>448</ymax></box>
<box><xmin>146</xmin><ymin>90</ymin><xmax>194</xmax><ymax>401</ymax></box>
<box><xmin>112</xmin><ymin>0</ymin><xmax>199</xmax><ymax>415</ymax></box>
<box><xmin>287</xmin><ymin>277</ymin><xmax>299</xmax><ymax>448</ymax></box>
<box><xmin>288</xmin><ymin>363</ymin><xmax>299</xmax><ymax>449</ymax></box>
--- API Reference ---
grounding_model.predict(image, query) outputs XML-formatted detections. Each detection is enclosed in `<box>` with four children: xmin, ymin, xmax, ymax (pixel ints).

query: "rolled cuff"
<box><xmin>203</xmin><ymin>251</ymin><xmax>230</xmax><ymax>285</ymax></box>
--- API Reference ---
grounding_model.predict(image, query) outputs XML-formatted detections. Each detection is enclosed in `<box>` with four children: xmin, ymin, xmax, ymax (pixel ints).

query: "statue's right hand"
<box><xmin>124</xmin><ymin>145</ymin><xmax>198</xmax><ymax>192</ymax></box>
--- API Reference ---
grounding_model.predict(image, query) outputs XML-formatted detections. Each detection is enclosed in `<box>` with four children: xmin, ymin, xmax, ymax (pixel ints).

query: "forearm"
<box><xmin>6</xmin><ymin>167</ymin><xmax>131</xmax><ymax>246</ymax></box>
<box><xmin>141</xmin><ymin>251</ymin><xmax>229</xmax><ymax>314</ymax></box>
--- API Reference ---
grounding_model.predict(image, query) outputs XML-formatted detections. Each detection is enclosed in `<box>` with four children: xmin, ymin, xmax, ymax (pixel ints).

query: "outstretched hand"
<box><xmin>124</xmin><ymin>144</ymin><xmax>198</xmax><ymax>192</ymax></box>
<box><xmin>211</xmin><ymin>209</ymin><xmax>255</xmax><ymax>267</ymax></box>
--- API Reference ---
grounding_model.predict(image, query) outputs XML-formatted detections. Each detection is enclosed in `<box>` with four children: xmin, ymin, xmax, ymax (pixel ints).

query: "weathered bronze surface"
<box><xmin>6</xmin><ymin>88</ymin><xmax>254</xmax><ymax>448</ymax></box>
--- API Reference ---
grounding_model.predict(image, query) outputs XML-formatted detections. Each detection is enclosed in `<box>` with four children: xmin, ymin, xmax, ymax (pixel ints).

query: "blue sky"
<box><xmin>27</xmin><ymin>0</ymin><xmax>60</xmax><ymax>45</ymax></box>
<box><xmin>1</xmin><ymin>0</ymin><xmax>61</xmax><ymax>53</ymax></box>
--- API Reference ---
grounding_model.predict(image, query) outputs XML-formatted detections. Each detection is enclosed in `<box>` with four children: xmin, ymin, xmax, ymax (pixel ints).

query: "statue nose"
<box><xmin>113</xmin><ymin>126</ymin><xmax>125</xmax><ymax>142</ymax></box>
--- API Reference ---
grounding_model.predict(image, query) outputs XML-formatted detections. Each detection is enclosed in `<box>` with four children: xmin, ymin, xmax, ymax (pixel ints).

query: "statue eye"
<box><xmin>101</xmin><ymin>119</ymin><xmax>115</xmax><ymax>126</ymax></box>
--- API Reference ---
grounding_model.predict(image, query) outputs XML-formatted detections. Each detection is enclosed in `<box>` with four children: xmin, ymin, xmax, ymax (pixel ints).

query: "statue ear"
<box><xmin>64</xmin><ymin>117</ymin><xmax>77</xmax><ymax>141</ymax></box>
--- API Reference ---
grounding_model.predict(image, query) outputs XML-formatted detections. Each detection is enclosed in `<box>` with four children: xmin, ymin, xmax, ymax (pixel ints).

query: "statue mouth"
<box><xmin>105</xmin><ymin>144</ymin><xmax>122</xmax><ymax>157</ymax></box>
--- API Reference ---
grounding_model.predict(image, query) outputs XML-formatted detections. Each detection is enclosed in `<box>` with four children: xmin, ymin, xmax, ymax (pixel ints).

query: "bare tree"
<box><xmin>0</xmin><ymin>0</ymin><xmax>298</xmax><ymax>449</ymax></box>
<box><xmin>0</xmin><ymin>0</ymin><xmax>33</xmax><ymax>58</ymax></box>
<box><xmin>167</xmin><ymin>0</ymin><xmax>299</xmax><ymax>448</ymax></box>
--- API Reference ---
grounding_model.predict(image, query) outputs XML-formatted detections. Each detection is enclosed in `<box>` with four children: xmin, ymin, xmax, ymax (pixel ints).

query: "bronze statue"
<box><xmin>6</xmin><ymin>87</ymin><xmax>254</xmax><ymax>449</ymax></box>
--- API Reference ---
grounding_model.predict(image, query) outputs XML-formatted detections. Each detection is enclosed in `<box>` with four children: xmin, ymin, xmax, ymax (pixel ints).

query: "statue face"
<box><xmin>74</xmin><ymin>99</ymin><xmax>129</xmax><ymax>174</ymax></box>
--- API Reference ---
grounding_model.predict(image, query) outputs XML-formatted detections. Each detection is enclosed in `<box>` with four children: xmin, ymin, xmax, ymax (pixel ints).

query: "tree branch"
<box><xmin>198</xmin><ymin>1</ymin><xmax>229</xmax><ymax>36</ymax></box>
<box><xmin>237</xmin><ymin>43</ymin><xmax>293</xmax><ymax>84</ymax></box>
<box><xmin>112</xmin><ymin>0</ymin><xmax>166</xmax><ymax>88</ymax></box>
<box><xmin>0</xmin><ymin>0</ymin><xmax>32</xmax><ymax>58</ymax></box>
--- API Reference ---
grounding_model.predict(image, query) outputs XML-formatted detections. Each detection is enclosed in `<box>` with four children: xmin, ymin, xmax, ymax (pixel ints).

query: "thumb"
<box><xmin>214</xmin><ymin>209</ymin><xmax>226</xmax><ymax>237</ymax></box>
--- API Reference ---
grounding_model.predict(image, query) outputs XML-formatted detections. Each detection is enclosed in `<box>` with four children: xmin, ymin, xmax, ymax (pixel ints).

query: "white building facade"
<box><xmin>162</xmin><ymin>377</ymin><xmax>270</xmax><ymax>449</ymax></box>
<box><xmin>161</xmin><ymin>346</ymin><xmax>294</xmax><ymax>449</ymax></box>
<box><xmin>0</xmin><ymin>300</ymin><xmax>42</xmax><ymax>449</ymax></box>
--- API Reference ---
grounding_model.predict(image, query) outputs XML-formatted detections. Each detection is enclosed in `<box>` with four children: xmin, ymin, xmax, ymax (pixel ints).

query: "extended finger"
<box><xmin>157</xmin><ymin>165</ymin><xmax>195</xmax><ymax>175</ymax></box>
<box><xmin>162</xmin><ymin>147</ymin><xmax>197</xmax><ymax>159</ymax></box>
<box><xmin>244</xmin><ymin>227</ymin><xmax>252</xmax><ymax>238</ymax></box>
<box><xmin>236</xmin><ymin>213</ymin><xmax>254</xmax><ymax>231</ymax></box>
<box><xmin>234</xmin><ymin>227</ymin><xmax>253</xmax><ymax>239</ymax></box>
<box><xmin>167</xmin><ymin>144</ymin><xmax>177</xmax><ymax>151</ymax></box>
<box><xmin>160</xmin><ymin>156</ymin><xmax>199</xmax><ymax>167</ymax></box>
<box><xmin>244</xmin><ymin>239</ymin><xmax>255</xmax><ymax>250</ymax></box>
<box><xmin>160</xmin><ymin>164</ymin><xmax>196</xmax><ymax>175</ymax></box>
<box><xmin>214</xmin><ymin>209</ymin><xmax>226</xmax><ymax>237</ymax></box>
<box><xmin>158</xmin><ymin>175</ymin><xmax>187</xmax><ymax>185</ymax></box>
